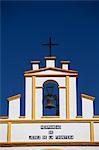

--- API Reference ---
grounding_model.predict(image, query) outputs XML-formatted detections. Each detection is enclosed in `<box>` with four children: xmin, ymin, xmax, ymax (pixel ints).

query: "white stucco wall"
<box><xmin>1</xmin><ymin>146</ymin><xmax>99</xmax><ymax>150</ymax></box>
<box><xmin>94</xmin><ymin>123</ymin><xmax>99</xmax><ymax>142</ymax></box>
<box><xmin>36</xmin><ymin>77</ymin><xmax>66</xmax><ymax>87</ymax></box>
<box><xmin>0</xmin><ymin>122</ymin><xmax>99</xmax><ymax>146</ymax></box>
<box><xmin>11</xmin><ymin>123</ymin><xmax>90</xmax><ymax>142</ymax></box>
<box><xmin>9</xmin><ymin>98</ymin><xmax>20</xmax><ymax>119</ymax></box>
<box><xmin>46</xmin><ymin>60</ymin><xmax>55</xmax><ymax>67</ymax></box>
<box><xmin>32</xmin><ymin>64</ymin><xmax>39</xmax><ymax>70</ymax></box>
<box><xmin>35</xmin><ymin>88</ymin><xmax>43</xmax><ymax>119</ymax></box>
<box><xmin>69</xmin><ymin>77</ymin><xmax>77</xmax><ymax>119</ymax></box>
<box><xmin>0</xmin><ymin>124</ymin><xmax>7</xmax><ymax>142</ymax></box>
<box><xmin>82</xmin><ymin>98</ymin><xmax>94</xmax><ymax>118</ymax></box>
<box><xmin>59</xmin><ymin>88</ymin><xmax>66</xmax><ymax>119</ymax></box>
<box><xmin>25</xmin><ymin>77</ymin><xmax>32</xmax><ymax>119</ymax></box>
<box><xmin>62</xmin><ymin>64</ymin><xmax>68</xmax><ymax>70</ymax></box>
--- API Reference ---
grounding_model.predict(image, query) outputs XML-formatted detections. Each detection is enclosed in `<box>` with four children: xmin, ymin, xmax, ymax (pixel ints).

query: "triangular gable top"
<box><xmin>24</xmin><ymin>67</ymin><xmax>78</xmax><ymax>76</ymax></box>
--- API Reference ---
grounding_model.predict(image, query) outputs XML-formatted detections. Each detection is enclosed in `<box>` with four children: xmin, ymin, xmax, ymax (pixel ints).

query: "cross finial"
<box><xmin>42</xmin><ymin>37</ymin><xmax>58</xmax><ymax>57</ymax></box>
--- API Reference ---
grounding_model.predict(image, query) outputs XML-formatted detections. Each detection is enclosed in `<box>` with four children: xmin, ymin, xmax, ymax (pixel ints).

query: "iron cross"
<box><xmin>42</xmin><ymin>37</ymin><xmax>58</xmax><ymax>57</ymax></box>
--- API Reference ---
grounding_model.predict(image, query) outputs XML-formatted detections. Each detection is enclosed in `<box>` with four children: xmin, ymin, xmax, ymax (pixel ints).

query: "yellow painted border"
<box><xmin>90</xmin><ymin>122</ymin><xmax>94</xmax><ymax>142</ymax></box>
<box><xmin>7</xmin><ymin>94</ymin><xmax>21</xmax><ymax>101</ymax></box>
<box><xmin>24</xmin><ymin>67</ymin><xmax>78</xmax><ymax>74</ymax></box>
<box><xmin>41</xmin><ymin>116</ymin><xmax>60</xmax><ymax>118</ymax></box>
<box><xmin>32</xmin><ymin>76</ymin><xmax>36</xmax><ymax>120</ymax></box>
<box><xmin>0</xmin><ymin>119</ymin><xmax>99</xmax><ymax>124</ymax></box>
<box><xmin>24</xmin><ymin>74</ymin><xmax>78</xmax><ymax>77</ymax></box>
<box><xmin>76</xmin><ymin>116</ymin><xmax>83</xmax><ymax>118</ymax></box>
<box><xmin>66</xmin><ymin>76</ymin><xmax>70</xmax><ymax>119</ymax></box>
<box><xmin>19</xmin><ymin>116</ymin><xmax>26</xmax><ymax>118</ymax></box>
<box><xmin>0</xmin><ymin>116</ymin><xmax>8</xmax><ymax>119</ymax></box>
<box><xmin>81</xmin><ymin>94</ymin><xmax>95</xmax><ymax>101</ymax></box>
<box><xmin>0</xmin><ymin>142</ymin><xmax>99</xmax><ymax>147</ymax></box>
<box><xmin>7</xmin><ymin>122</ymin><xmax>11</xmax><ymax>143</ymax></box>
<box><xmin>93</xmin><ymin>116</ymin><xmax>99</xmax><ymax>118</ymax></box>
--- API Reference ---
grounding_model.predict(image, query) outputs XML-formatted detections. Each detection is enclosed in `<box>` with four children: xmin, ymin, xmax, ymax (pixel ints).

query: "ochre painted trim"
<box><xmin>66</xmin><ymin>76</ymin><xmax>70</xmax><ymax>119</ymax></box>
<box><xmin>36</xmin><ymin>86</ymin><xmax>43</xmax><ymax>88</ymax></box>
<box><xmin>7</xmin><ymin>94</ymin><xmax>21</xmax><ymax>101</ymax></box>
<box><xmin>30</xmin><ymin>61</ymin><xmax>40</xmax><ymax>64</ymax></box>
<box><xmin>41</xmin><ymin>116</ymin><xmax>60</xmax><ymax>118</ymax></box>
<box><xmin>76</xmin><ymin>116</ymin><xmax>83</xmax><ymax>118</ymax></box>
<box><xmin>0</xmin><ymin>119</ymin><xmax>99</xmax><ymax>123</ymax></box>
<box><xmin>60</xmin><ymin>60</ymin><xmax>70</xmax><ymax>64</ymax></box>
<box><xmin>7</xmin><ymin>122</ymin><xmax>11</xmax><ymax>143</ymax></box>
<box><xmin>44</xmin><ymin>56</ymin><xmax>56</xmax><ymax>60</ymax></box>
<box><xmin>81</xmin><ymin>94</ymin><xmax>95</xmax><ymax>101</ymax></box>
<box><xmin>0</xmin><ymin>142</ymin><xmax>99</xmax><ymax>147</ymax></box>
<box><xmin>32</xmin><ymin>76</ymin><xmax>36</xmax><ymax>120</ymax></box>
<box><xmin>19</xmin><ymin>116</ymin><xmax>26</xmax><ymax>118</ymax></box>
<box><xmin>90</xmin><ymin>122</ymin><xmax>94</xmax><ymax>142</ymax></box>
<box><xmin>24</xmin><ymin>67</ymin><xmax>78</xmax><ymax>74</ymax></box>
<box><xmin>93</xmin><ymin>116</ymin><xmax>99</xmax><ymax>118</ymax></box>
<box><xmin>24</xmin><ymin>74</ymin><xmax>78</xmax><ymax>77</ymax></box>
<box><xmin>0</xmin><ymin>116</ymin><xmax>8</xmax><ymax>119</ymax></box>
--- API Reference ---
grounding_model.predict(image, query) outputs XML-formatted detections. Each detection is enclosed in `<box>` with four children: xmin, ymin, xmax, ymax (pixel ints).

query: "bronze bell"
<box><xmin>45</xmin><ymin>86</ymin><xmax>56</xmax><ymax>109</ymax></box>
<box><xmin>45</xmin><ymin>95</ymin><xmax>55</xmax><ymax>109</ymax></box>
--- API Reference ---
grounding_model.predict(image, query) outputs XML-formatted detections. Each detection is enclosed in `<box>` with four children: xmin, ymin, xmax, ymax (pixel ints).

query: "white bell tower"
<box><xmin>24</xmin><ymin>55</ymin><xmax>78</xmax><ymax>120</ymax></box>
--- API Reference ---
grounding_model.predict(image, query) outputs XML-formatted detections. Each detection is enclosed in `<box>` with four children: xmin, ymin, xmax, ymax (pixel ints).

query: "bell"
<box><xmin>45</xmin><ymin>86</ymin><xmax>56</xmax><ymax>109</ymax></box>
<box><xmin>45</xmin><ymin>95</ymin><xmax>55</xmax><ymax>109</ymax></box>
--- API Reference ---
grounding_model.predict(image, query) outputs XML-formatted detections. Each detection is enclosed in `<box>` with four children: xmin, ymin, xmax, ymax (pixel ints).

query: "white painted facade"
<box><xmin>0</xmin><ymin>56</ymin><xmax>99</xmax><ymax>148</ymax></box>
<box><xmin>61</xmin><ymin>61</ymin><xmax>70</xmax><ymax>70</ymax></box>
<box><xmin>0</xmin><ymin>146</ymin><xmax>99</xmax><ymax>150</ymax></box>
<box><xmin>0</xmin><ymin>56</ymin><xmax>97</xmax><ymax>121</ymax></box>
<box><xmin>82</xmin><ymin>97</ymin><xmax>94</xmax><ymax>118</ymax></box>
<box><xmin>46</xmin><ymin>59</ymin><xmax>55</xmax><ymax>67</ymax></box>
<box><xmin>31</xmin><ymin>61</ymin><xmax>40</xmax><ymax>70</ymax></box>
<box><xmin>9</xmin><ymin>98</ymin><xmax>20</xmax><ymax>119</ymax></box>
<box><xmin>94</xmin><ymin>123</ymin><xmax>99</xmax><ymax>141</ymax></box>
<box><xmin>0</xmin><ymin>124</ymin><xmax>7</xmax><ymax>142</ymax></box>
<box><xmin>69</xmin><ymin>77</ymin><xmax>77</xmax><ymax>119</ymax></box>
<box><xmin>36</xmin><ymin>76</ymin><xmax>66</xmax><ymax>87</ymax></box>
<box><xmin>11</xmin><ymin>123</ymin><xmax>90</xmax><ymax>142</ymax></box>
<box><xmin>62</xmin><ymin>63</ymin><xmax>69</xmax><ymax>70</ymax></box>
<box><xmin>25</xmin><ymin>77</ymin><xmax>32</xmax><ymax>119</ymax></box>
<box><xmin>59</xmin><ymin>88</ymin><xmax>66</xmax><ymax>119</ymax></box>
<box><xmin>32</xmin><ymin>64</ymin><xmax>39</xmax><ymax>70</ymax></box>
<box><xmin>35</xmin><ymin>88</ymin><xmax>43</xmax><ymax>119</ymax></box>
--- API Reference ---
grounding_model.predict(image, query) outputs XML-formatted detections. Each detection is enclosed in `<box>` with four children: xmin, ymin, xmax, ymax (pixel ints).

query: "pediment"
<box><xmin>24</xmin><ymin>67</ymin><xmax>78</xmax><ymax>77</ymax></box>
<box><xmin>34</xmin><ymin>70</ymin><xmax>67</xmax><ymax>75</ymax></box>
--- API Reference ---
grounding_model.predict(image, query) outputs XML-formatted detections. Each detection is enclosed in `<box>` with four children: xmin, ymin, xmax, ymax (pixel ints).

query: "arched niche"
<box><xmin>43</xmin><ymin>80</ymin><xmax>59</xmax><ymax>116</ymax></box>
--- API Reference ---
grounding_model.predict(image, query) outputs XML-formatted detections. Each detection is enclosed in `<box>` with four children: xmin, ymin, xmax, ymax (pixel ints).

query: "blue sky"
<box><xmin>0</xmin><ymin>1</ymin><xmax>99</xmax><ymax>116</ymax></box>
